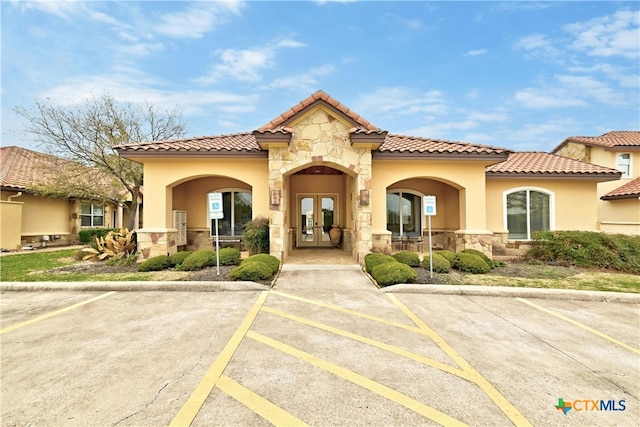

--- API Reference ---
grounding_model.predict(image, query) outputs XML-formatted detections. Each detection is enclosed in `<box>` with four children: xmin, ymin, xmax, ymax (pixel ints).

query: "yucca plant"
<box><xmin>80</xmin><ymin>228</ymin><xmax>137</xmax><ymax>261</ymax></box>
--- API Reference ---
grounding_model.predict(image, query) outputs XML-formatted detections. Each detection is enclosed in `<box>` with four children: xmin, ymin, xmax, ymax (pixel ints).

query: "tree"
<box><xmin>14</xmin><ymin>94</ymin><xmax>187</xmax><ymax>230</ymax></box>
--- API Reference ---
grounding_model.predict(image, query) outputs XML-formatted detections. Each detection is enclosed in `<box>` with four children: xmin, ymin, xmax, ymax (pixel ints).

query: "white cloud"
<box><xmin>196</xmin><ymin>38</ymin><xmax>306</xmax><ymax>84</ymax></box>
<box><xmin>264</xmin><ymin>64</ymin><xmax>335</xmax><ymax>92</ymax></box>
<box><xmin>514</xmin><ymin>88</ymin><xmax>587</xmax><ymax>109</ymax></box>
<box><xmin>353</xmin><ymin>87</ymin><xmax>447</xmax><ymax>117</ymax></box>
<box><xmin>514</xmin><ymin>33</ymin><xmax>564</xmax><ymax>62</ymax></box>
<box><xmin>152</xmin><ymin>1</ymin><xmax>244</xmax><ymax>39</ymax></box>
<box><xmin>465</xmin><ymin>49</ymin><xmax>488</xmax><ymax>56</ymax></box>
<box><xmin>565</xmin><ymin>9</ymin><xmax>640</xmax><ymax>59</ymax></box>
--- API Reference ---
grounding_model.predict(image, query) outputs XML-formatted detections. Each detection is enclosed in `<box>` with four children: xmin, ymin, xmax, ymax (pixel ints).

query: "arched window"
<box><xmin>208</xmin><ymin>190</ymin><xmax>252</xmax><ymax>236</ymax></box>
<box><xmin>504</xmin><ymin>188</ymin><xmax>553</xmax><ymax>240</ymax></box>
<box><xmin>387</xmin><ymin>190</ymin><xmax>423</xmax><ymax>238</ymax></box>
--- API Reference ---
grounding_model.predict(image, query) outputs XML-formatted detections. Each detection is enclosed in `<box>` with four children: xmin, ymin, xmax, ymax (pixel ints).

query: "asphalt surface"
<box><xmin>1</xmin><ymin>264</ymin><xmax>638</xmax><ymax>426</ymax></box>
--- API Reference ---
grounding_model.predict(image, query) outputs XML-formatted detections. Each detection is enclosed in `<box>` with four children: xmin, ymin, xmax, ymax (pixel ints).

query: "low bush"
<box><xmin>106</xmin><ymin>253</ymin><xmax>138</xmax><ymax>267</ymax></box>
<box><xmin>452</xmin><ymin>253</ymin><xmax>491</xmax><ymax>274</ymax></box>
<box><xmin>364</xmin><ymin>253</ymin><xmax>396</xmax><ymax>274</ymax></box>
<box><xmin>138</xmin><ymin>255</ymin><xmax>171</xmax><ymax>272</ymax></box>
<box><xmin>242</xmin><ymin>254</ymin><xmax>280</xmax><ymax>274</ymax></box>
<box><xmin>242</xmin><ymin>216</ymin><xmax>270</xmax><ymax>254</ymax></box>
<box><xmin>178</xmin><ymin>250</ymin><xmax>216</xmax><ymax>271</ymax></box>
<box><xmin>461</xmin><ymin>249</ymin><xmax>494</xmax><ymax>268</ymax></box>
<box><xmin>218</xmin><ymin>247</ymin><xmax>241</xmax><ymax>266</ymax></box>
<box><xmin>371</xmin><ymin>261</ymin><xmax>417</xmax><ymax>287</ymax></box>
<box><xmin>229</xmin><ymin>261</ymin><xmax>273</xmax><ymax>281</ymax></box>
<box><xmin>392</xmin><ymin>250</ymin><xmax>421</xmax><ymax>267</ymax></box>
<box><xmin>527</xmin><ymin>231</ymin><xmax>640</xmax><ymax>274</ymax></box>
<box><xmin>78</xmin><ymin>228</ymin><xmax>117</xmax><ymax>244</ymax></box>
<box><xmin>168</xmin><ymin>251</ymin><xmax>193</xmax><ymax>267</ymax></box>
<box><xmin>435</xmin><ymin>250</ymin><xmax>456</xmax><ymax>264</ymax></box>
<box><xmin>421</xmin><ymin>253</ymin><xmax>451</xmax><ymax>273</ymax></box>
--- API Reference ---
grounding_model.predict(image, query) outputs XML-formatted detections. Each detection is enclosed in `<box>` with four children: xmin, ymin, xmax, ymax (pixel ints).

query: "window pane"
<box><xmin>81</xmin><ymin>204</ymin><xmax>92</xmax><ymax>215</ymax></box>
<box><xmin>529</xmin><ymin>191</ymin><xmax>549</xmax><ymax>234</ymax></box>
<box><xmin>507</xmin><ymin>191</ymin><xmax>528</xmax><ymax>239</ymax></box>
<box><xmin>386</xmin><ymin>193</ymin><xmax>400</xmax><ymax>235</ymax></box>
<box><xmin>217</xmin><ymin>192</ymin><xmax>232</xmax><ymax>235</ymax></box>
<box><xmin>93</xmin><ymin>205</ymin><xmax>104</xmax><ymax>216</ymax></box>
<box><xmin>81</xmin><ymin>216</ymin><xmax>92</xmax><ymax>227</ymax></box>
<box><xmin>234</xmin><ymin>192</ymin><xmax>252</xmax><ymax>236</ymax></box>
<box><xmin>93</xmin><ymin>215</ymin><xmax>104</xmax><ymax>227</ymax></box>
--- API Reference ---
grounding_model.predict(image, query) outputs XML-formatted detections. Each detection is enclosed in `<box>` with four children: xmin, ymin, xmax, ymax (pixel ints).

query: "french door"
<box><xmin>298</xmin><ymin>194</ymin><xmax>337</xmax><ymax>247</ymax></box>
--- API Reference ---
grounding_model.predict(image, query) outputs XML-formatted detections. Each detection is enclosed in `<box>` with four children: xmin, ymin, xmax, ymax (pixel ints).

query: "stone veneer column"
<box><xmin>455</xmin><ymin>230</ymin><xmax>494</xmax><ymax>258</ymax></box>
<box><xmin>136</xmin><ymin>228</ymin><xmax>177</xmax><ymax>261</ymax></box>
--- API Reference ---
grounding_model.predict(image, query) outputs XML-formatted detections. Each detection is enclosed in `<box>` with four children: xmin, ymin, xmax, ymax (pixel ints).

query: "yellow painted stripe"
<box><xmin>387</xmin><ymin>294</ymin><xmax>532</xmax><ymax>427</ymax></box>
<box><xmin>0</xmin><ymin>291</ymin><xmax>117</xmax><ymax>335</ymax></box>
<box><xmin>247</xmin><ymin>330</ymin><xmax>468</xmax><ymax>427</ymax></box>
<box><xmin>170</xmin><ymin>291</ymin><xmax>269</xmax><ymax>427</ymax></box>
<box><xmin>517</xmin><ymin>298</ymin><xmax>640</xmax><ymax>355</ymax></box>
<box><xmin>270</xmin><ymin>290</ymin><xmax>420</xmax><ymax>332</ymax></box>
<box><xmin>261</xmin><ymin>306</ymin><xmax>472</xmax><ymax>381</ymax></box>
<box><xmin>216</xmin><ymin>375</ymin><xmax>309</xmax><ymax>427</ymax></box>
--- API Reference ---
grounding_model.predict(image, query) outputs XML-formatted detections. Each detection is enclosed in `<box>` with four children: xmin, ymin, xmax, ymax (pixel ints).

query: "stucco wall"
<box><xmin>0</xmin><ymin>201</ymin><xmax>23</xmax><ymax>250</ymax></box>
<box><xmin>599</xmin><ymin>198</ymin><xmax>640</xmax><ymax>235</ymax></box>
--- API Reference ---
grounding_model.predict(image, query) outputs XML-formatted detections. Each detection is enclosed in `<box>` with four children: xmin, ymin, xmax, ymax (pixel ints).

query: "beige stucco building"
<box><xmin>0</xmin><ymin>146</ymin><xmax>138</xmax><ymax>250</ymax></box>
<box><xmin>116</xmin><ymin>91</ymin><xmax>623</xmax><ymax>263</ymax></box>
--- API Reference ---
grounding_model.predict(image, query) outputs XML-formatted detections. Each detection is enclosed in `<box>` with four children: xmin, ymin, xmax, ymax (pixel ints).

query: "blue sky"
<box><xmin>2</xmin><ymin>1</ymin><xmax>639</xmax><ymax>152</ymax></box>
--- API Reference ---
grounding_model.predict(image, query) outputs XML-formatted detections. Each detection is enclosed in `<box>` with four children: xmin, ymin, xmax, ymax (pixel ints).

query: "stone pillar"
<box><xmin>455</xmin><ymin>230</ymin><xmax>494</xmax><ymax>258</ymax></box>
<box><xmin>136</xmin><ymin>228</ymin><xmax>177</xmax><ymax>261</ymax></box>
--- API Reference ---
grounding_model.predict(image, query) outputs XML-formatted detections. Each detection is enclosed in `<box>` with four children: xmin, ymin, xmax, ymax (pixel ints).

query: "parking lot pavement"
<box><xmin>1</xmin><ymin>286</ymin><xmax>638</xmax><ymax>426</ymax></box>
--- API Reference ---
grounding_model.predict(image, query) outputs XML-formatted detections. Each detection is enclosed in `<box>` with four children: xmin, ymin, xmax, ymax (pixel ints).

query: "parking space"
<box><xmin>1</xmin><ymin>285</ymin><xmax>638</xmax><ymax>426</ymax></box>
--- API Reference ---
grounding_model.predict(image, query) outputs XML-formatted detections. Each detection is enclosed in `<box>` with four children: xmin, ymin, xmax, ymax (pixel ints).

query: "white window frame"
<box><xmin>503</xmin><ymin>187</ymin><xmax>555</xmax><ymax>241</ymax></box>
<box><xmin>81</xmin><ymin>203</ymin><xmax>105</xmax><ymax>228</ymax></box>
<box><xmin>616</xmin><ymin>153</ymin><xmax>632</xmax><ymax>178</ymax></box>
<box><xmin>386</xmin><ymin>189</ymin><xmax>425</xmax><ymax>238</ymax></box>
<box><xmin>207</xmin><ymin>188</ymin><xmax>252</xmax><ymax>237</ymax></box>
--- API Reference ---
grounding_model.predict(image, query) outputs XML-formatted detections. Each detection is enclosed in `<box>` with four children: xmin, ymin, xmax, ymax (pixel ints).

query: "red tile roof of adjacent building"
<box><xmin>486</xmin><ymin>152</ymin><xmax>622</xmax><ymax>178</ymax></box>
<box><xmin>258</xmin><ymin>90</ymin><xmax>380</xmax><ymax>132</ymax></box>
<box><xmin>601</xmin><ymin>177</ymin><xmax>640</xmax><ymax>200</ymax></box>
<box><xmin>1</xmin><ymin>146</ymin><xmax>56</xmax><ymax>190</ymax></box>
<box><xmin>552</xmin><ymin>131</ymin><xmax>640</xmax><ymax>153</ymax></box>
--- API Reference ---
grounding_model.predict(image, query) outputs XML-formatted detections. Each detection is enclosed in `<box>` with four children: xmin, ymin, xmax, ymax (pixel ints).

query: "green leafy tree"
<box><xmin>14</xmin><ymin>93</ymin><xmax>187</xmax><ymax>230</ymax></box>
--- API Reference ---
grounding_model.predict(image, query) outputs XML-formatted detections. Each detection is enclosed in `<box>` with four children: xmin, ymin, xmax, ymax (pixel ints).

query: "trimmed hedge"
<box><xmin>78</xmin><ymin>228</ymin><xmax>118</xmax><ymax>244</ymax></box>
<box><xmin>461</xmin><ymin>248</ymin><xmax>494</xmax><ymax>268</ymax></box>
<box><xmin>229</xmin><ymin>261</ymin><xmax>273</xmax><ymax>281</ymax></box>
<box><xmin>452</xmin><ymin>253</ymin><xmax>491</xmax><ymax>274</ymax></box>
<box><xmin>421</xmin><ymin>253</ymin><xmax>451</xmax><ymax>273</ymax></box>
<box><xmin>168</xmin><ymin>251</ymin><xmax>193</xmax><ymax>267</ymax></box>
<box><xmin>435</xmin><ymin>250</ymin><xmax>456</xmax><ymax>264</ymax></box>
<box><xmin>242</xmin><ymin>254</ymin><xmax>280</xmax><ymax>274</ymax></box>
<box><xmin>178</xmin><ymin>250</ymin><xmax>217</xmax><ymax>271</ymax></box>
<box><xmin>527</xmin><ymin>231</ymin><xmax>640</xmax><ymax>274</ymax></box>
<box><xmin>218</xmin><ymin>247</ymin><xmax>241</xmax><ymax>266</ymax></box>
<box><xmin>138</xmin><ymin>255</ymin><xmax>171</xmax><ymax>272</ymax></box>
<box><xmin>371</xmin><ymin>261</ymin><xmax>417</xmax><ymax>287</ymax></box>
<box><xmin>392</xmin><ymin>250</ymin><xmax>421</xmax><ymax>267</ymax></box>
<box><xmin>364</xmin><ymin>253</ymin><xmax>396</xmax><ymax>274</ymax></box>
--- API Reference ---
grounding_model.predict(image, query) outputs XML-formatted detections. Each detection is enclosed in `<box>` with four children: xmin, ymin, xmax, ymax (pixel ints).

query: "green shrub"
<box><xmin>242</xmin><ymin>216</ymin><xmax>270</xmax><ymax>254</ymax></box>
<box><xmin>168</xmin><ymin>251</ymin><xmax>193</xmax><ymax>267</ymax></box>
<box><xmin>392</xmin><ymin>250</ymin><xmax>421</xmax><ymax>267</ymax></box>
<box><xmin>461</xmin><ymin>249</ymin><xmax>494</xmax><ymax>268</ymax></box>
<box><xmin>78</xmin><ymin>228</ymin><xmax>117</xmax><ymax>244</ymax></box>
<box><xmin>371</xmin><ymin>261</ymin><xmax>418</xmax><ymax>287</ymax></box>
<box><xmin>229</xmin><ymin>261</ymin><xmax>273</xmax><ymax>281</ymax></box>
<box><xmin>242</xmin><ymin>254</ymin><xmax>280</xmax><ymax>274</ymax></box>
<box><xmin>218</xmin><ymin>247</ymin><xmax>241</xmax><ymax>266</ymax></box>
<box><xmin>178</xmin><ymin>250</ymin><xmax>216</xmax><ymax>271</ymax></box>
<box><xmin>435</xmin><ymin>250</ymin><xmax>456</xmax><ymax>264</ymax></box>
<box><xmin>527</xmin><ymin>231</ymin><xmax>640</xmax><ymax>274</ymax></box>
<box><xmin>106</xmin><ymin>253</ymin><xmax>138</xmax><ymax>267</ymax></box>
<box><xmin>138</xmin><ymin>255</ymin><xmax>171</xmax><ymax>272</ymax></box>
<box><xmin>421</xmin><ymin>253</ymin><xmax>451</xmax><ymax>273</ymax></box>
<box><xmin>452</xmin><ymin>253</ymin><xmax>491</xmax><ymax>274</ymax></box>
<box><xmin>364</xmin><ymin>253</ymin><xmax>396</xmax><ymax>274</ymax></box>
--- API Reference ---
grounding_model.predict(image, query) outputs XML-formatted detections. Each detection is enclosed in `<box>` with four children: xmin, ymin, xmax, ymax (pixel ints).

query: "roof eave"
<box><xmin>373</xmin><ymin>151</ymin><xmax>510</xmax><ymax>162</ymax></box>
<box><xmin>486</xmin><ymin>172</ymin><xmax>621</xmax><ymax>181</ymax></box>
<box><xmin>117</xmin><ymin>150</ymin><xmax>268</xmax><ymax>159</ymax></box>
<box><xmin>600</xmin><ymin>194</ymin><xmax>640</xmax><ymax>200</ymax></box>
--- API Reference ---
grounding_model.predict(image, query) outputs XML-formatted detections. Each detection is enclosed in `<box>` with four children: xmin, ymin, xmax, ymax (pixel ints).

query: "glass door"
<box><xmin>298</xmin><ymin>195</ymin><xmax>337</xmax><ymax>247</ymax></box>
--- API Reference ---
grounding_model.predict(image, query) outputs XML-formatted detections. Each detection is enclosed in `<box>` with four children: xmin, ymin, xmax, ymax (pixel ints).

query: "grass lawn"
<box><xmin>1</xmin><ymin>248</ymin><xmax>639</xmax><ymax>293</ymax></box>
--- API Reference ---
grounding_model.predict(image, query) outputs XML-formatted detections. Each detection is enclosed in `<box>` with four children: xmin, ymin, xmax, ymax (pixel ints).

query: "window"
<box><xmin>209</xmin><ymin>191</ymin><xmax>252</xmax><ymax>236</ymax></box>
<box><xmin>387</xmin><ymin>191</ymin><xmax>423</xmax><ymax>237</ymax></box>
<box><xmin>505</xmin><ymin>189</ymin><xmax>552</xmax><ymax>240</ymax></box>
<box><xmin>617</xmin><ymin>153</ymin><xmax>631</xmax><ymax>178</ymax></box>
<box><xmin>81</xmin><ymin>203</ymin><xmax>104</xmax><ymax>227</ymax></box>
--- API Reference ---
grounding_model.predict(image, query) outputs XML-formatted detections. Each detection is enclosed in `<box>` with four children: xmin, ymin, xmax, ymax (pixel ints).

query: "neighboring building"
<box><xmin>0</xmin><ymin>146</ymin><xmax>139</xmax><ymax>250</ymax></box>
<box><xmin>115</xmin><ymin>91</ymin><xmax>622</xmax><ymax>263</ymax></box>
<box><xmin>553</xmin><ymin>131</ymin><xmax>640</xmax><ymax>235</ymax></box>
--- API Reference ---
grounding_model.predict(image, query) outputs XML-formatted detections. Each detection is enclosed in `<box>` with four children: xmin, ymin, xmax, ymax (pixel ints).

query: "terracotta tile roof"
<box><xmin>552</xmin><ymin>131</ymin><xmax>640</xmax><ymax>152</ymax></box>
<box><xmin>379</xmin><ymin>134</ymin><xmax>512</xmax><ymax>156</ymax></box>
<box><xmin>1</xmin><ymin>146</ymin><xmax>57</xmax><ymax>190</ymax></box>
<box><xmin>486</xmin><ymin>152</ymin><xmax>622</xmax><ymax>178</ymax></box>
<box><xmin>258</xmin><ymin>90</ymin><xmax>380</xmax><ymax>132</ymax></box>
<box><xmin>115</xmin><ymin>132</ymin><xmax>264</xmax><ymax>156</ymax></box>
<box><xmin>601</xmin><ymin>177</ymin><xmax>640</xmax><ymax>200</ymax></box>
